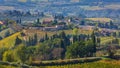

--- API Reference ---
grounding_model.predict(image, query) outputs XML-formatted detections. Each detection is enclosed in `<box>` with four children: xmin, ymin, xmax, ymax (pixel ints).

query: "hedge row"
<box><xmin>31</xmin><ymin>57</ymin><xmax>102</xmax><ymax>66</ymax></box>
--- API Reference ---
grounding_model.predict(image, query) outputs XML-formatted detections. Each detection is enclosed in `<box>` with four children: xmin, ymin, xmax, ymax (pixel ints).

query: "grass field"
<box><xmin>86</xmin><ymin>18</ymin><xmax>113</xmax><ymax>23</ymax></box>
<box><xmin>0</xmin><ymin>32</ymin><xmax>21</xmax><ymax>48</ymax></box>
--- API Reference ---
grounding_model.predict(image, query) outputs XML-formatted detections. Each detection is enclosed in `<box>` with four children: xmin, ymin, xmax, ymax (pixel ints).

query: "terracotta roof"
<box><xmin>43</xmin><ymin>18</ymin><xmax>54</xmax><ymax>22</ymax></box>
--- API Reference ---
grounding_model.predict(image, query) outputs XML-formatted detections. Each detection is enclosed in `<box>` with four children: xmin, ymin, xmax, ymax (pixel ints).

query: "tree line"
<box><xmin>0</xmin><ymin>30</ymin><xmax>97</xmax><ymax>64</ymax></box>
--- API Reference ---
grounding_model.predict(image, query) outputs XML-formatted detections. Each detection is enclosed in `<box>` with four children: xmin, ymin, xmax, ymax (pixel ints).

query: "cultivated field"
<box><xmin>100</xmin><ymin>37</ymin><xmax>115</xmax><ymax>45</ymax></box>
<box><xmin>86</xmin><ymin>18</ymin><xmax>113</xmax><ymax>23</ymax></box>
<box><xmin>0</xmin><ymin>32</ymin><xmax>21</xmax><ymax>48</ymax></box>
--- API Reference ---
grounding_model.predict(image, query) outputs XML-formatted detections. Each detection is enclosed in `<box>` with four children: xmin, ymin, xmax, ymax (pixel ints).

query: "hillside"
<box><xmin>81</xmin><ymin>0</ymin><xmax>120</xmax><ymax>3</ymax></box>
<box><xmin>1</xmin><ymin>0</ymin><xmax>120</xmax><ymax>3</ymax></box>
<box><xmin>0</xmin><ymin>32</ymin><xmax>21</xmax><ymax>48</ymax></box>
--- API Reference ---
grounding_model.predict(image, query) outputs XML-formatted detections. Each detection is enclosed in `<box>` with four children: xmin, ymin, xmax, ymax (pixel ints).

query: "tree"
<box><xmin>28</xmin><ymin>56</ymin><xmax>32</xmax><ymax>64</ymax></box>
<box><xmin>0</xmin><ymin>36</ymin><xmax>2</xmax><ymax>40</ymax></box>
<box><xmin>0</xmin><ymin>48</ymin><xmax>7</xmax><ymax>60</ymax></box>
<box><xmin>4</xmin><ymin>30</ymin><xmax>10</xmax><ymax>37</ymax></box>
<box><xmin>107</xmin><ymin>45</ymin><xmax>117</xmax><ymax>58</ymax></box>
<box><xmin>80</xmin><ymin>20</ymin><xmax>85</xmax><ymax>25</ymax></box>
<box><xmin>36</xmin><ymin>43</ymin><xmax>52</xmax><ymax>60</ymax></box>
<box><xmin>73</xmin><ymin>28</ymin><xmax>78</xmax><ymax>35</ymax></box>
<box><xmin>52</xmin><ymin>48</ymin><xmax>64</xmax><ymax>59</ymax></box>
<box><xmin>85</xmin><ymin>40</ymin><xmax>95</xmax><ymax>57</ymax></box>
<box><xmin>66</xmin><ymin>40</ymin><xmax>95</xmax><ymax>59</ymax></box>
<box><xmin>2</xmin><ymin>50</ymin><xmax>13</xmax><ymax>62</ymax></box>
<box><xmin>14</xmin><ymin>36</ymin><xmax>22</xmax><ymax>46</ymax></box>
<box><xmin>59</xmin><ymin>31</ymin><xmax>66</xmax><ymax>39</ymax></box>
<box><xmin>25</xmin><ymin>34</ymin><xmax>38</xmax><ymax>46</ymax></box>
<box><xmin>91</xmin><ymin>31</ymin><xmax>97</xmax><ymax>54</ymax></box>
<box><xmin>66</xmin><ymin>42</ymin><xmax>86</xmax><ymax>59</ymax></box>
<box><xmin>37</xmin><ymin>18</ymin><xmax>40</xmax><ymax>24</ymax></box>
<box><xmin>33</xmin><ymin>33</ymin><xmax>38</xmax><ymax>45</ymax></box>
<box><xmin>14</xmin><ymin>44</ymin><xmax>27</xmax><ymax>63</ymax></box>
<box><xmin>44</xmin><ymin>33</ymin><xmax>49</xmax><ymax>40</ymax></box>
<box><xmin>97</xmin><ymin>37</ymin><xmax>101</xmax><ymax>46</ymax></box>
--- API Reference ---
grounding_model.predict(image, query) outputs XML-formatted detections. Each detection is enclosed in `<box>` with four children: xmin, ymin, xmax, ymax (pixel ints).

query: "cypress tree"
<box><xmin>44</xmin><ymin>32</ymin><xmax>49</xmax><ymax>41</ymax></box>
<box><xmin>14</xmin><ymin>36</ymin><xmax>22</xmax><ymax>46</ymax></box>
<box><xmin>91</xmin><ymin>31</ymin><xmax>97</xmax><ymax>54</ymax></box>
<box><xmin>33</xmin><ymin>33</ymin><xmax>38</xmax><ymax>45</ymax></box>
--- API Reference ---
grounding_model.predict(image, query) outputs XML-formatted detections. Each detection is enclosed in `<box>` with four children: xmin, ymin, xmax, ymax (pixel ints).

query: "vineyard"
<box><xmin>100</xmin><ymin>37</ymin><xmax>115</xmax><ymax>45</ymax></box>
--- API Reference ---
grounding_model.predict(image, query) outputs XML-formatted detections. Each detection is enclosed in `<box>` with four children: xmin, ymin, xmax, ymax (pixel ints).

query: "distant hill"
<box><xmin>0</xmin><ymin>0</ymin><xmax>120</xmax><ymax>3</ymax></box>
<box><xmin>81</xmin><ymin>0</ymin><xmax>120</xmax><ymax>2</ymax></box>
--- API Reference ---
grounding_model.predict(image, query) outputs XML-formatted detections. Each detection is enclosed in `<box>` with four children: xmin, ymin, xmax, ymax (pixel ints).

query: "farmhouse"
<box><xmin>100</xmin><ymin>28</ymin><xmax>116</xmax><ymax>36</ymax></box>
<box><xmin>41</xmin><ymin>17</ymin><xmax>54</xmax><ymax>24</ymax></box>
<box><xmin>56</xmin><ymin>25</ymin><xmax>65</xmax><ymax>30</ymax></box>
<box><xmin>28</xmin><ymin>26</ymin><xmax>43</xmax><ymax>30</ymax></box>
<box><xmin>43</xmin><ymin>26</ymin><xmax>57</xmax><ymax>31</ymax></box>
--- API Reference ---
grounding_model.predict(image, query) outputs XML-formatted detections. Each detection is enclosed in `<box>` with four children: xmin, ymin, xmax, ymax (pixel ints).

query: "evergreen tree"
<box><xmin>59</xmin><ymin>31</ymin><xmax>66</xmax><ymax>39</ymax></box>
<box><xmin>0</xmin><ymin>36</ymin><xmax>2</xmax><ymax>40</ymax></box>
<box><xmin>4</xmin><ymin>30</ymin><xmax>10</xmax><ymax>37</ymax></box>
<box><xmin>14</xmin><ymin>36</ymin><xmax>22</xmax><ymax>46</ymax></box>
<box><xmin>44</xmin><ymin>33</ymin><xmax>49</xmax><ymax>40</ymax></box>
<box><xmin>91</xmin><ymin>31</ymin><xmax>97</xmax><ymax>54</ymax></box>
<box><xmin>73</xmin><ymin>28</ymin><xmax>78</xmax><ymax>35</ymax></box>
<box><xmin>33</xmin><ymin>33</ymin><xmax>38</xmax><ymax>45</ymax></box>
